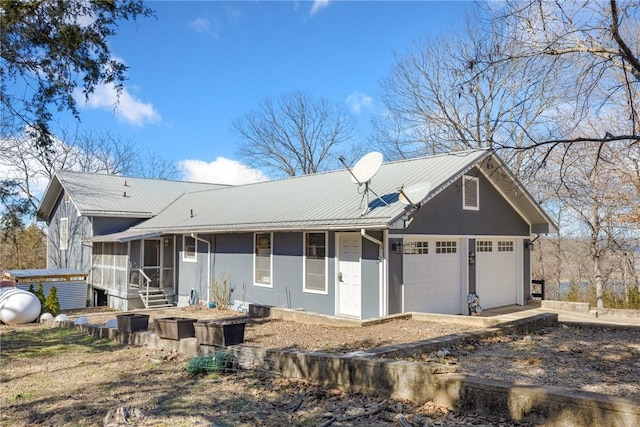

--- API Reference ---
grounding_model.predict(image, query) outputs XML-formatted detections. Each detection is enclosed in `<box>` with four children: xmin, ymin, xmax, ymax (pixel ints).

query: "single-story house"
<box><xmin>38</xmin><ymin>149</ymin><xmax>557</xmax><ymax>319</ymax></box>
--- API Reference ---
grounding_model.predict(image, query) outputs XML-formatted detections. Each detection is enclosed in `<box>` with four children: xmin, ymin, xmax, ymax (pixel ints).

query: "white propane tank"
<box><xmin>0</xmin><ymin>288</ymin><xmax>42</xmax><ymax>324</ymax></box>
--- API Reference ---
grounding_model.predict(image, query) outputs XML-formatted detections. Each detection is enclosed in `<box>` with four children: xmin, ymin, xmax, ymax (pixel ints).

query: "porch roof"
<box><xmin>85</xmin><ymin>230</ymin><xmax>162</xmax><ymax>243</ymax></box>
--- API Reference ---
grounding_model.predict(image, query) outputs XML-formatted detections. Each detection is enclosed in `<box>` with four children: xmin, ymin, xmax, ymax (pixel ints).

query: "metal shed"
<box><xmin>3</xmin><ymin>269</ymin><xmax>88</xmax><ymax>310</ymax></box>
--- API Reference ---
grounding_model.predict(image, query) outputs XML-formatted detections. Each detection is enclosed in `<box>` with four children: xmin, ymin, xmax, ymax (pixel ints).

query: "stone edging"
<box><xmin>46</xmin><ymin>312</ymin><xmax>640</xmax><ymax>427</ymax></box>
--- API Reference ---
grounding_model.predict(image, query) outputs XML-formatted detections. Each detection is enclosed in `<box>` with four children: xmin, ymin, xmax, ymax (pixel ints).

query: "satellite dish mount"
<box><xmin>339</xmin><ymin>152</ymin><xmax>388</xmax><ymax>215</ymax></box>
<box><xmin>398</xmin><ymin>181</ymin><xmax>432</xmax><ymax>227</ymax></box>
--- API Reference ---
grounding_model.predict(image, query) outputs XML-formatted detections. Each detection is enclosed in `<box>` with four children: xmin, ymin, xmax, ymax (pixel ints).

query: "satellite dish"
<box><xmin>399</xmin><ymin>181</ymin><xmax>432</xmax><ymax>207</ymax></box>
<box><xmin>350</xmin><ymin>151</ymin><xmax>383</xmax><ymax>184</ymax></box>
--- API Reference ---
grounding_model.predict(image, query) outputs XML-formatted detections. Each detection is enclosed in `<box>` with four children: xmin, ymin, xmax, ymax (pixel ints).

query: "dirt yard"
<box><xmin>1</xmin><ymin>306</ymin><xmax>639</xmax><ymax>426</ymax></box>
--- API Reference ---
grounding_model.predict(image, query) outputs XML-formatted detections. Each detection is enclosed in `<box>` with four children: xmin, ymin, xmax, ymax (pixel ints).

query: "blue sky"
<box><xmin>66</xmin><ymin>1</ymin><xmax>472</xmax><ymax>184</ymax></box>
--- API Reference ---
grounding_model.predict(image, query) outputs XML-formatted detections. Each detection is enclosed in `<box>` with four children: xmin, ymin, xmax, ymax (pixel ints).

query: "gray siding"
<box><xmin>93</xmin><ymin>217</ymin><xmax>143</xmax><ymax>236</ymax></box>
<box><xmin>47</xmin><ymin>191</ymin><xmax>92</xmax><ymax>273</ymax></box>
<box><xmin>177</xmin><ymin>236</ymin><xmax>210</xmax><ymax>303</ymax></box>
<box><xmin>401</xmin><ymin>170</ymin><xmax>530</xmax><ymax>236</ymax></box>
<box><xmin>361</xmin><ymin>231</ymin><xmax>382</xmax><ymax>319</ymax></box>
<box><xmin>523</xmin><ymin>239</ymin><xmax>531</xmax><ymax>302</ymax></box>
<box><xmin>176</xmin><ymin>231</ymin><xmax>346</xmax><ymax>318</ymax></box>
<box><xmin>17</xmin><ymin>282</ymin><xmax>87</xmax><ymax>310</ymax></box>
<box><xmin>388</xmin><ymin>243</ymin><xmax>403</xmax><ymax>315</ymax></box>
<box><xmin>468</xmin><ymin>238</ymin><xmax>476</xmax><ymax>294</ymax></box>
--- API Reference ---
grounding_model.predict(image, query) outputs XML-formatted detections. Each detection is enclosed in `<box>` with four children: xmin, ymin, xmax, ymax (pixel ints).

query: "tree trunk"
<box><xmin>594</xmin><ymin>256</ymin><xmax>604</xmax><ymax>310</ymax></box>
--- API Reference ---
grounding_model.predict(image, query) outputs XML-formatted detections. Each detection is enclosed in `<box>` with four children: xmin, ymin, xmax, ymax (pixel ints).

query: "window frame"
<box><xmin>476</xmin><ymin>240</ymin><xmax>493</xmax><ymax>252</ymax></box>
<box><xmin>59</xmin><ymin>217</ymin><xmax>68</xmax><ymax>251</ymax></box>
<box><xmin>303</xmin><ymin>231</ymin><xmax>328</xmax><ymax>294</ymax></box>
<box><xmin>498</xmin><ymin>240</ymin><xmax>514</xmax><ymax>252</ymax></box>
<box><xmin>254</xmin><ymin>232</ymin><xmax>273</xmax><ymax>288</ymax></box>
<box><xmin>462</xmin><ymin>175</ymin><xmax>479</xmax><ymax>211</ymax></box>
<box><xmin>182</xmin><ymin>235</ymin><xmax>197</xmax><ymax>263</ymax></box>
<box><xmin>403</xmin><ymin>240</ymin><xmax>429</xmax><ymax>255</ymax></box>
<box><xmin>435</xmin><ymin>240</ymin><xmax>457</xmax><ymax>254</ymax></box>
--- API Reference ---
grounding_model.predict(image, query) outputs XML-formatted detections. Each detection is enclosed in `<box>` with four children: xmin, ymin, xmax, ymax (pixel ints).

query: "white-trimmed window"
<box><xmin>463</xmin><ymin>175</ymin><xmax>479</xmax><ymax>211</ymax></box>
<box><xmin>498</xmin><ymin>241</ymin><xmax>514</xmax><ymax>252</ymax></box>
<box><xmin>304</xmin><ymin>232</ymin><xmax>327</xmax><ymax>293</ymax></box>
<box><xmin>477</xmin><ymin>240</ymin><xmax>493</xmax><ymax>252</ymax></box>
<box><xmin>59</xmin><ymin>217</ymin><xmax>68</xmax><ymax>251</ymax></box>
<box><xmin>183</xmin><ymin>235</ymin><xmax>196</xmax><ymax>262</ymax></box>
<box><xmin>403</xmin><ymin>241</ymin><xmax>429</xmax><ymax>255</ymax></box>
<box><xmin>436</xmin><ymin>240</ymin><xmax>457</xmax><ymax>254</ymax></box>
<box><xmin>254</xmin><ymin>232</ymin><xmax>272</xmax><ymax>287</ymax></box>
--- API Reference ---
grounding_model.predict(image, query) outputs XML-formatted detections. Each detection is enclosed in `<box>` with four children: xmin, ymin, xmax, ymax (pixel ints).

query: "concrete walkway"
<box><xmin>480</xmin><ymin>302</ymin><xmax>640</xmax><ymax>327</ymax></box>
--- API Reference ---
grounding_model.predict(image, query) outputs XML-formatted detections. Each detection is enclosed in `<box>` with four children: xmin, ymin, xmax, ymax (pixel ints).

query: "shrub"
<box><xmin>210</xmin><ymin>273</ymin><xmax>234</xmax><ymax>310</ymax></box>
<box><xmin>44</xmin><ymin>286</ymin><xmax>61</xmax><ymax>316</ymax></box>
<box><xmin>35</xmin><ymin>283</ymin><xmax>46</xmax><ymax>306</ymax></box>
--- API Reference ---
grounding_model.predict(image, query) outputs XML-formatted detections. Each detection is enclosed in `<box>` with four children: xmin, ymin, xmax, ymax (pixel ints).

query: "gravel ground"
<box><xmin>2</xmin><ymin>306</ymin><xmax>638</xmax><ymax>426</ymax></box>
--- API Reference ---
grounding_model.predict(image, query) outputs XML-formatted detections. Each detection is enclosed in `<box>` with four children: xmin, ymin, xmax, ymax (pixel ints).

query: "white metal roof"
<box><xmin>130</xmin><ymin>149</ymin><xmax>498</xmax><ymax>233</ymax></box>
<box><xmin>38</xmin><ymin>171</ymin><xmax>228</xmax><ymax>221</ymax></box>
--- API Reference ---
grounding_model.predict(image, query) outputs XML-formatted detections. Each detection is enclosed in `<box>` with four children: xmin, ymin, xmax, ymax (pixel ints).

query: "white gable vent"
<box><xmin>463</xmin><ymin>175</ymin><xmax>479</xmax><ymax>210</ymax></box>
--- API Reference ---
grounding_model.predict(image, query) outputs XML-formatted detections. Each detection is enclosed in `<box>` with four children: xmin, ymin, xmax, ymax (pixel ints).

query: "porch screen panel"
<box><xmin>130</xmin><ymin>240</ymin><xmax>141</xmax><ymax>269</ymax></box>
<box><xmin>162</xmin><ymin>238</ymin><xmax>174</xmax><ymax>288</ymax></box>
<box><xmin>255</xmin><ymin>233</ymin><xmax>272</xmax><ymax>285</ymax></box>
<box><xmin>305</xmin><ymin>232</ymin><xmax>326</xmax><ymax>292</ymax></box>
<box><xmin>92</xmin><ymin>243</ymin><xmax>104</xmax><ymax>286</ymax></box>
<box><xmin>114</xmin><ymin>243</ymin><xmax>127</xmax><ymax>290</ymax></box>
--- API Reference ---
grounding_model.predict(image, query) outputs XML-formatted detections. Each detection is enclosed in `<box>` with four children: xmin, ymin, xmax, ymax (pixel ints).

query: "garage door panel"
<box><xmin>476</xmin><ymin>239</ymin><xmax>517</xmax><ymax>309</ymax></box>
<box><xmin>403</xmin><ymin>240</ymin><xmax>462</xmax><ymax>314</ymax></box>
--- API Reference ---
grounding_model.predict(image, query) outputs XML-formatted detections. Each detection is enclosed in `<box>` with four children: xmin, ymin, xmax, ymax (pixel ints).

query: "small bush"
<box><xmin>44</xmin><ymin>286</ymin><xmax>60</xmax><ymax>316</ymax></box>
<box><xmin>35</xmin><ymin>283</ymin><xmax>46</xmax><ymax>306</ymax></box>
<box><xmin>210</xmin><ymin>273</ymin><xmax>234</xmax><ymax>310</ymax></box>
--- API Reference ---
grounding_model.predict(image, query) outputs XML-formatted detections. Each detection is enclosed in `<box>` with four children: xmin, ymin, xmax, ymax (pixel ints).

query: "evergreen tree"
<box><xmin>35</xmin><ymin>283</ymin><xmax>46</xmax><ymax>307</ymax></box>
<box><xmin>44</xmin><ymin>286</ymin><xmax>60</xmax><ymax>316</ymax></box>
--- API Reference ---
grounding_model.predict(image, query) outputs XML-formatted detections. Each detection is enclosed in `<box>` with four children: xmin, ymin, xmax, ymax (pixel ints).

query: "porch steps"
<box><xmin>138</xmin><ymin>287</ymin><xmax>173</xmax><ymax>309</ymax></box>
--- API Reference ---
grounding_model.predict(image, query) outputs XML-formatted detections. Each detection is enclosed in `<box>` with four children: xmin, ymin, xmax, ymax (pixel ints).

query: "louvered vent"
<box><xmin>463</xmin><ymin>176</ymin><xmax>479</xmax><ymax>210</ymax></box>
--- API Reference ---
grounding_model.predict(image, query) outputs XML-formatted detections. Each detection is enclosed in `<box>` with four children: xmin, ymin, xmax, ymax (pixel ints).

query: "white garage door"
<box><xmin>476</xmin><ymin>239</ymin><xmax>518</xmax><ymax>309</ymax></box>
<box><xmin>403</xmin><ymin>239</ymin><xmax>463</xmax><ymax>314</ymax></box>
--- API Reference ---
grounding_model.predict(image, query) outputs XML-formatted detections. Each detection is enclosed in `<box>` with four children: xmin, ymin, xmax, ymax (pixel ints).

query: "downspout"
<box><xmin>191</xmin><ymin>233</ymin><xmax>211</xmax><ymax>303</ymax></box>
<box><xmin>361</xmin><ymin>229</ymin><xmax>383</xmax><ymax>247</ymax></box>
<box><xmin>361</xmin><ymin>229</ymin><xmax>387</xmax><ymax>317</ymax></box>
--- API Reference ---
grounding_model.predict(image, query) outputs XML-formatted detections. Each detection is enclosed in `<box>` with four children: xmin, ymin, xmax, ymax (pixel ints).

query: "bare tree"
<box><xmin>232</xmin><ymin>91</ymin><xmax>356</xmax><ymax>177</ymax></box>
<box><xmin>375</xmin><ymin>11</ymin><xmax>558</xmax><ymax>182</ymax></box>
<box><xmin>543</xmin><ymin>134</ymin><xmax>637</xmax><ymax>308</ymax></box>
<box><xmin>485</xmin><ymin>0</ymin><xmax>639</xmax><ymax>155</ymax></box>
<box><xmin>0</xmin><ymin>128</ymin><xmax>178</xmax><ymax>216</ymax></box>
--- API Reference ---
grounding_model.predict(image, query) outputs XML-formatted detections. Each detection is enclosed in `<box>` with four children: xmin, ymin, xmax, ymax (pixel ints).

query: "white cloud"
<box><xmin>78</xmin><ymin>83</ymin><xmax>161</xmax><ymax>126</ymax></box>
<box><xmin>188</xmin><ymin>16</ymin><xmax>220</xmax><ymax>38</ymax></box>
<box><xmin>310</xmin><ymin>0</ymin><xmax>330</xmax><ymax>15</ymax></box>
<box><xmin>188</xmin><ymin>11</ymin><xmax>237</xmax><ymax>38</ymax></box>
<box><xmin>188</xmin><ymin>17</ymin><xmax>210</xmax><ymax>33</ymax></box>
<box><xmin>178</xmin><ymin>157</ymin><xmax>269</xmax><ymax>185</ymax></box>
<box><xmin>345</xmin><ymin>92</ymin><xmax>373</xmax><ymax>114</ymax></box>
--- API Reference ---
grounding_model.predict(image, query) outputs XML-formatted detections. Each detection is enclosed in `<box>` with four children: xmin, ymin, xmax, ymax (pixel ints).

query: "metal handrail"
<box><xmin>132</xmin><ymin>268</ymin><xmax>152</xmax><ymax>307</ymax></box>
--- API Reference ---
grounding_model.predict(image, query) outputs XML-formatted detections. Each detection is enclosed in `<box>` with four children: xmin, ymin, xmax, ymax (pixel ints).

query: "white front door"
<box><xmin>337</xmin><ymin>233</ymin><xmax>361</xmax><ymax>318</ymax></box>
